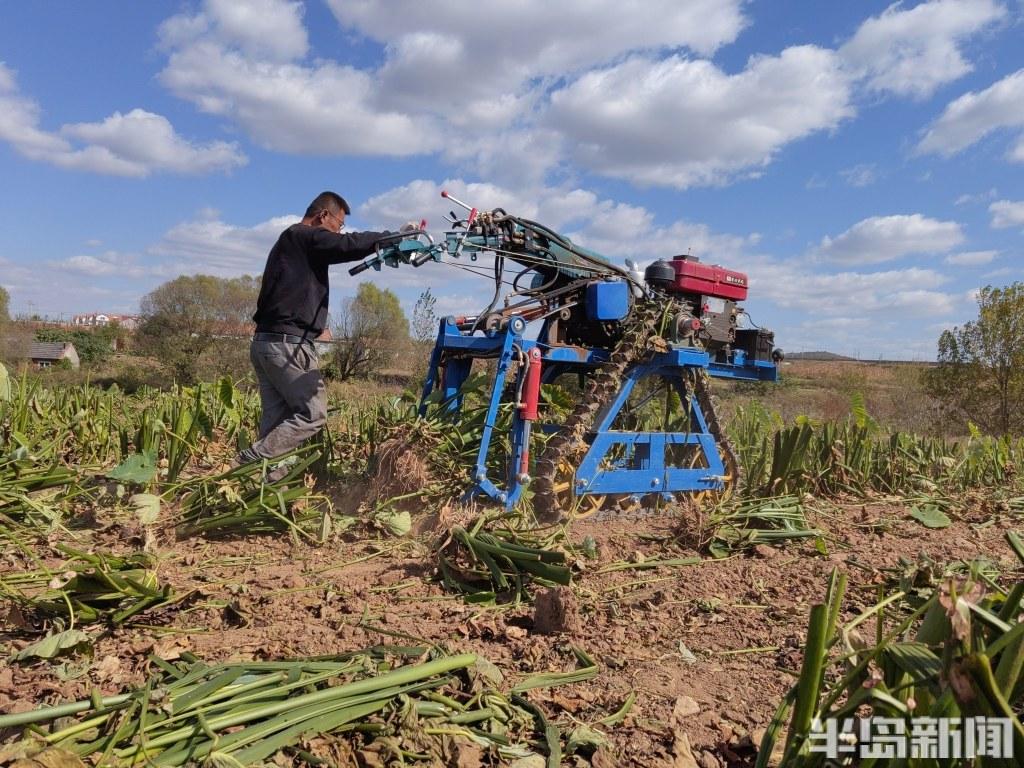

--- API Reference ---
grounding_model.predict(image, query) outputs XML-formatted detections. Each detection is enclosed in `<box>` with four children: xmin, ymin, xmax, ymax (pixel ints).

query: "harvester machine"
<box><xmin>349</xmin><ymin>192</ymin><xmax>782</xmax><ymax>519</ymax></box>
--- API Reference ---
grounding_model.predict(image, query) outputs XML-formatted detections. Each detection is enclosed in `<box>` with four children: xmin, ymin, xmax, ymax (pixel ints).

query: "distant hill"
<box><xmin>786</xmin><ymin>351</ymin><xmax>857</xmax><ymax>361</ymax></box>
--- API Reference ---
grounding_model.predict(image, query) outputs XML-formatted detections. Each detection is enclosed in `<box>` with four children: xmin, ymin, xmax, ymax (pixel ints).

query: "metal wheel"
<box><xmin>550</xmin><ymin>458</ymin><xmax>607</xmax><ymax>519</ymax></box>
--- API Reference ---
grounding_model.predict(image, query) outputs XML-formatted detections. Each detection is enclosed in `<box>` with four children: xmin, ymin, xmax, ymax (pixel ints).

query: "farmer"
<box><xmin>233</xmin><ymin>190</ymin><xmax>414</xmax><ymax>481</ymax></box>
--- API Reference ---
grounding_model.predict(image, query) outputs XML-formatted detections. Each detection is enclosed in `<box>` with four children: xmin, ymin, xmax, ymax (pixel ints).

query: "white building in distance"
<box><xmin>71</xmin><ymin>313</ymin><xmax>139</xmax><ymax>330</ymax></box>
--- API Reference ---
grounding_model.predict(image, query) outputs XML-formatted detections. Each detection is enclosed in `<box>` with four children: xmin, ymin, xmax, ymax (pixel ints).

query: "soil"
<box><xmin>2</xmin><ymin>491</ymin><xmax>1021</xmax><ymax>767</ymax></box>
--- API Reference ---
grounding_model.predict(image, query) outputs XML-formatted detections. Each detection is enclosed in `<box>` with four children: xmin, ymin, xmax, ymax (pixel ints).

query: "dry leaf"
<box><xmin>94</xmin><ymin>655</ymin><xmax>122</xmax><ymax>682</ymax></box>
<box><xmin>12</xmin><ymin>747</ymin><xmax>88</xmax><ymax>768</ymax></box>
<box><xmin>672</xmin><ymin>732</ymin><xmax>700</xmax><ymax>768</ymax></box>
<box><xmin>671</xmin><ymin>695</ymin><xmax>700</xmax><ymax>722</ymax></box>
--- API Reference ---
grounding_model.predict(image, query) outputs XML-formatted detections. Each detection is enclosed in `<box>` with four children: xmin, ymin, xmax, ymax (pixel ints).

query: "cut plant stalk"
<box><xmin>1</xmin><ymin>646</ymin><xmax>585</xmax><ymax>767</ymax></box>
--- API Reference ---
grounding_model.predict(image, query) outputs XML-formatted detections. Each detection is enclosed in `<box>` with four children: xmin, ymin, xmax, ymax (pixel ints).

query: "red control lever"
<box><xmin>440</xmin><ymin>189</ymin><xmax>476</xmax><ymax>215</ymax></box>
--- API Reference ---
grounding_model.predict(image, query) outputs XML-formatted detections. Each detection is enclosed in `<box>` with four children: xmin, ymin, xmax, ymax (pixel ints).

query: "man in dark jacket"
<box><xmin>234</xmin><ymin>190</ymin><xmax>404</xmax><ymax>478</ymax></box>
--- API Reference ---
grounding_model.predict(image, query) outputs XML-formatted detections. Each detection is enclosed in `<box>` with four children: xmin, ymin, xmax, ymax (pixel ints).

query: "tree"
<box><xmin>36</xmin><ymin>326</ymin><xmax>119</xmax><ymax>364</ymax></box>
<box><xmin>924</xmin><ymin>282</ymin><xmax>1024</xmax><ymax>436</ymax></box>
<box><xmin>137</xmin><ymin>274</ymin><xmax>260</xmax><ymax>383</ymax></box>
<box><xmin>334</xmin><ymin>283</ymin><xmax>409</xmax><ymax>380</ymax></box>
<box><xmin>412</xmin><ymin>288</ymin><xmax>438</xmax><ymax>344</ymax></box>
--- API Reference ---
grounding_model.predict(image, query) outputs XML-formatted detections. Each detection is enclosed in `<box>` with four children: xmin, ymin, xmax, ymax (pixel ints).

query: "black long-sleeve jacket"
<box><xmin>253</xmin><ymin>223</ymin><xmax>392</xmax><ymax>338</ymax></box>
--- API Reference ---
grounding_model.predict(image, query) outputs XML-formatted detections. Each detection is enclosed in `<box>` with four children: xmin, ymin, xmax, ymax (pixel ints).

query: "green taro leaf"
<box><xmin>106</xmin><ymin>450</ymin><xmax>158</xmax><ymax>485</ymax></box>
<box><xmin>566</xmin><ymin>725</ymin><xmax>608</xmax><ymax>755</ymax></box>
<box><xmin>377</xmin><ymin>508</ymin><xmax>412</xmax><ymax>537</ymax></box>
<box><xmin>13</xmin><ymin>629</ymin><xmax>92</xmax><ymax>661</ymax></box>
<box><xmin>129</xmin><ymin>493</ymin><xmax>161</xmax><ymax>524</ymax></box>
<box><xmin>217</xmin><ymin>375</ymin><xmax>237</xmax><ymax>409</ymax></box>
<box><xmin>909</xmin><ymin>504</ymin><xmax>951</xmax><ymax>529</ymax></box>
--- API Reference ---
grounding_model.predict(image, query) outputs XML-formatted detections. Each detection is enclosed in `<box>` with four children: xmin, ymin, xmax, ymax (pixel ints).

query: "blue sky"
<box><xmin>1</xmin><ymin>0</ymin><xmax>1022</xmax><ymax>359</ymax></box>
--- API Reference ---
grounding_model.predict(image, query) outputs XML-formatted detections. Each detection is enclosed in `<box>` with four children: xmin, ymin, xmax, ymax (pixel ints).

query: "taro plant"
<box><xmin>758</xmin><ymin>532</ymin><xmax>1024</xmax><ymax>767</ymax></box>
<box><xmin>728</xmin><ymin>400</ymin><xmax>1024</xmax><ymax>500</ymax></box>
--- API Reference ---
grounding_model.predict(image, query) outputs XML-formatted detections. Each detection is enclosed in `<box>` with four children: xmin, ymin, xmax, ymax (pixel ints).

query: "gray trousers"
<box><xmin>236</xmin><ymin>339</ymin><xmax>327</xmax><ymax>465</ymax></box>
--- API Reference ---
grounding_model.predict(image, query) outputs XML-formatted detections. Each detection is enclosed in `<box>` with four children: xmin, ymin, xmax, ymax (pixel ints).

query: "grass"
<box><xmin>719</xmin><ymin>360</ymin><xmax>945</xmax><ymax>437</ymax></box>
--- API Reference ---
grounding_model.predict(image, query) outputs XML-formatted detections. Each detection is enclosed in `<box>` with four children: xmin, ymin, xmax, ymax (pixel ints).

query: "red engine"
<box><xmin>668</xmin><ymin>255</ymin><xmax>748</xmax><ymax>301</ymax></box>
<box><xmin>642</xmin><ymin>253</ymin><xmax>773</xmax><ymax>362</ymax></box>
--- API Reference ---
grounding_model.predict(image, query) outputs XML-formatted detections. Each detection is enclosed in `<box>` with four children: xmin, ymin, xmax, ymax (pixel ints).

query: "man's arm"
<box><xmin>306</xmin><ymin>227</ymin><xmax>396</xmax><ymax>265</ymax></box>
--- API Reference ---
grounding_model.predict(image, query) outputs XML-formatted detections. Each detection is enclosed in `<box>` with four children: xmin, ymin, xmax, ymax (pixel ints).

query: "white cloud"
<box><xmin>328</xmin><ymin>0</ymin><xmax>748</xmax><ymax>155</ymax></box>
<box><xmin>158</xmin><ymin>0</ymin><xmax>308</xmax><ymax>62</ymax></box>
<box><xmin>361</xmin><ymin>179</ymin><xmax>543</xmax><ymax>229</ymax></box>
<box><xmin>52</xmin><ymin>252</ymin><xmax>147</xmax><ymax>278</ymax></box>
<box><xmin>989</xmin><ymin>199</ymin><xmax>1024</xmax><ymax>229</ymax></box>
<box><xmin>981</xmin><ymin>266</ymin><xmax>1015</xmax><ymax>279</ymax></box>
<box><xmin>441</xmin><ymin>128</ymin><xmax>567</xmax><ymax>189</ymax></box>
<box><xmin>569</xmin><ymin>209</ymin><xmax>754</xmax><ymax>266</ymax></box>
<box><xmin>0</xmin><ymin>254</ymin><xmax>137</xmax><ymax>317</ymax></box>
<box><xmin>208</xmin><ymin>0</ymin><xmax>307</xmax><ymax>61</ymax></box>
<box><xmin>839</xmin><ymin>0</ymin><xmax>1006</xmax><ymax>99</ymax></box>
<box><xmin>890</xmin><ymin>289</ymin><xmax>960</xmax><ymax>315</ymax></box>
<box><xmin>1011</xmin><ymin>135</ymin><xmax>1024</xmax><ymax>162</ymax></box>
<box><xmin>141</xmin><ymin>0</ymin><xmax>1017</xmax><ymax>195</ymax></box>
<box><xmin>954</xmin><ymin>188</ymin><xmax>998</xmax><ymax>205</ymax></box>
<box><xmin>149</xmin><ymin>213</ymin><xmax>299</xmax><ymax>276</ymax></box>
<box><xmin>816</xmin><ymin>214</ymin><xmax>964</xmax><ymax>265</ymax></box>
<box><xmin>546</xmin><ymin>46</ymin><xmax>853</xmax><ymax>188</ymax></box>
<box><xmin>61</xmin><ymin>109</ymin><xmax>247</xmax><ymax>176</ymax></box>
<box><xmin>917</xmin><ymin>68</ymin><xmax>1024</xmax><ymax>158</ymax></box>
<box><xmin>329</xmin><ymin>0</ymin><xmax>746</xmax><ymax>84</ymax></box>
<box><xmin>752</xmin><ymin>259</ymin><xmax>956</xmax><ymax>316</ymax></box>
<box><xmin>0</xmin><ymin>63</ymin><xmax>68</xmax><ymax>158</ymax></box>
<box><xmin>159</xmin><ymin>39</ymin><xmax>442</xmax><ymax>156</ymax></box>
<box><xmin>0</xmin><ymin>259</ymin><xmax>37</xmax><ymax>298</ymax></box>
<box><xmin>0</xmin><ymin>62</ymin><xmax>246</xmax><ymax>177</ymax></box>
<box><xmin>153</xmin><ymin>1</ymin><xmax>857</xmax><ymax>188</ymax></box>
<box><xmin>944</xmin><ymin>249</ymin><xmax>998</xmax><ymax>265</ymax></box>
<box><xmin>147</xmin><ymin>0</ymin><xmax>1012</xmax><ymax>193</ymax></box>
<box><xmin>839</xmin><ymin>164</ymin><xmax>879</xmax><ymax>187</ymax></box>
<box><xmin>158</xmin><ymin>0</ymin><xmax>749</xmax><ymax>173</ymax></box>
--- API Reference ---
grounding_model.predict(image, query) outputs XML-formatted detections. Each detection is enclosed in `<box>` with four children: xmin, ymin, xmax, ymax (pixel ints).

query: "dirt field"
<box><xmin>3</xmin><ymin>487</ymin><xmax>1019</xmax><ymax>767</ymax></box>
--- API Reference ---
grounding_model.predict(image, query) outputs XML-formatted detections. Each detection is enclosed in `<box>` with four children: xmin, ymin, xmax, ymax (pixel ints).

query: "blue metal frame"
<box><xmin>419</xmin><ymin>317</ymin><xmax>777</xmax><ymax>509</ymax></box>
<box><xmin>576</xmin><ymin>357</ymin><xmax>726</xmax><ymax>500</ymax></box>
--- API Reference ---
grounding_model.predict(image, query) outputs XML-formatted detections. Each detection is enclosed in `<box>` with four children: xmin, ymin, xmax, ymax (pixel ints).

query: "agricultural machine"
<box><xmin>349</xmin><ymin>192</ymin><xmax>782</xmax><ymax>519</ymax></box>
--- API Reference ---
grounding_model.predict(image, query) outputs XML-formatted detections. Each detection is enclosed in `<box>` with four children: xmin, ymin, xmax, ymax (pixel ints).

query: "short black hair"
<box><xmin>304</xmin><ymin>191</ymin><xmax>351</xmax><ymax>219</ymax></box>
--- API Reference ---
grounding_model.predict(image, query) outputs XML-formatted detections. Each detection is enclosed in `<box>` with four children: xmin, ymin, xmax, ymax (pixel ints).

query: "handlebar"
<box><xmin>347</xmin><ymin>228</ymin><xmax>441</xmax><ymax>275</ymax></box>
